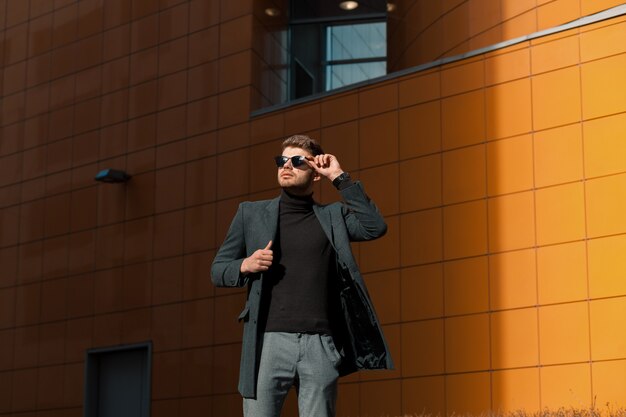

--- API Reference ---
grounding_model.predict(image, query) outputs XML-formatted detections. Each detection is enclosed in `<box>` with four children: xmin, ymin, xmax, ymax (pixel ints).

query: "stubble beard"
<box><xmin>278</xmin><ymin>171</ymin><xmax>314</xmax><ymax>195</ymax></box>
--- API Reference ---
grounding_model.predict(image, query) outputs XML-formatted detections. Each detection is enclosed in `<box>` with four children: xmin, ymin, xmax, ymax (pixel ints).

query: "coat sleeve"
<box><xmin>210</xmin><ymin>203</ymin><xmax>249</xmax><ymax>287</ymax></box>
<box><xmin>339</xmin><ymin>181</ymin><xmax>387</xmax><ymax>241</ymax></box>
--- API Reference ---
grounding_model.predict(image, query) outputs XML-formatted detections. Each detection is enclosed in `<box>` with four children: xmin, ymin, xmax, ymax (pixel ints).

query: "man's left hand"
<box><xmin>306</xmin><ymin>154</ymin><xmax>344</xmax><ymax>182</ymax></box>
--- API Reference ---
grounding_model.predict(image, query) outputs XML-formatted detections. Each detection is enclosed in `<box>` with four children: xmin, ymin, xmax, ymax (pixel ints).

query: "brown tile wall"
<box><xmin>0</xmin><ymin>0</ymin><xmax>251</xmax><ymax>415</ymax></box>
<box><xmin>250</xmin><ymin>0</ymin><xmax>288</xmax><ymax>109</ymax></box>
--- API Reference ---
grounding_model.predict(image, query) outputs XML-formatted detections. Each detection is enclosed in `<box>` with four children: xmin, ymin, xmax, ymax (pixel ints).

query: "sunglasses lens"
<box><xmin>275</xmin><ymin>156</ymin><xmax>307</xmax><ymax>168</ymax></box>
<box><xmin>274</xmin><ymin>156</ymin><xmax>287</xmax><ymax>167</ymax></box>
<box><xmin>292</xmin><ymin>156</ymin><xmax>305</xmax><ymax>167</ymax></box>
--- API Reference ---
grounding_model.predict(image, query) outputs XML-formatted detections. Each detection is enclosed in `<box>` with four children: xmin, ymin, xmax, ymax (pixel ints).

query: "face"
<box><xmin>276</xmin><ymin>146</ymin><xmax>320</xmax><ymax>194</ymax></box>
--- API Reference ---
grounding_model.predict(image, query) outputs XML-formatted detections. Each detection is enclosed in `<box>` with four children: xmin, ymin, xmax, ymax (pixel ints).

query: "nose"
<box><xmin>281</xmin><ymin>158</ymin><xmax>294</xmax><ymax>169</ymax></box>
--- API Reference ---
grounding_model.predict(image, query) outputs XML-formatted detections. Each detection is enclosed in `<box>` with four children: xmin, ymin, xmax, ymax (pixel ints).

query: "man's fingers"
<box><xmin>319</xmin><ymin>155</ymin><xmax>331</xmax><ymax>169</ymax></box>
<box><xmin>252</xmin><ymin>248</ymin><xmax>272</xmax><ymax>263</ymax></box>
<box><xmin>305</xmin><ymin>158</ymin><xmax>323</xmax><ymax>172</ymax></box>
<box><xmin>309</xmin><ymin>154</ymin><xmax>334</xmax><ymax>168</ymax></box>
<box><xmin>255</xmin><ymin>261</ymin><xmax>271</xmax><ymax>270</ymax></box>
<box><xmin>243</xmin><ymin>247</ymin><xmax>274</xmax><ymax>273</ymax></box>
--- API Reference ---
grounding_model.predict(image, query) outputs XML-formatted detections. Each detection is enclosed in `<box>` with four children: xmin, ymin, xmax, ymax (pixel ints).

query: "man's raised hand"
<box><xmin>305</xmin><ymin>154</ymin><xmax>344</xmax><ymax>182</ymax></box>
<box><xmin>240</xmin><ymin>240</ymin><xmax>273</xmax><ymax>275</ymax></box>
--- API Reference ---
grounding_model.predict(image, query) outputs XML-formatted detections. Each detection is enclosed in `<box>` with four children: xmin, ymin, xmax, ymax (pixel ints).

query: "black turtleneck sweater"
<box><xmin>264</xmin><ymin>190</ymin><xmax>335</xmax><ymax>334</ymax></box>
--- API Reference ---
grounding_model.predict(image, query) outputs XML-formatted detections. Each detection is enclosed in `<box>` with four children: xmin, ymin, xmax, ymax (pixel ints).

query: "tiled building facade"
<box><xmin>1</xmin><ymin>0</ymin><xmax>626</xmax><ymax>416</ymax></box>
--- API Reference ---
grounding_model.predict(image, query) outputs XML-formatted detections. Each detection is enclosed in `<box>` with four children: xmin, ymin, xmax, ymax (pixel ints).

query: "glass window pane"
<box><xmin>326</xmin><ymin>61</ymin><xmax>386</xmax><ymax>90</ymax></box>
<box><xmin>327</xmin><ymin>22</ymin><xmax>386</xmax><ymax>61</ymax></box>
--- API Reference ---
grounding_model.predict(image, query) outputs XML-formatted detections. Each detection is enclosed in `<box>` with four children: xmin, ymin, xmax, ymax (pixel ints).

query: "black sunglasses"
<box><xmin>274</xmin><ymin>155</ymin><xmax>309</xmax><ymax>168</ymax></box>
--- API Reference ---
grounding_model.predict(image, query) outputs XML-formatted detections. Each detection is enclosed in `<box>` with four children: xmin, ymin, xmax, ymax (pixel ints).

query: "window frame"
<box><xmin>288</xmin><ymin>4</ymin><xmax>387</xmax><ymax>99</ymax></box>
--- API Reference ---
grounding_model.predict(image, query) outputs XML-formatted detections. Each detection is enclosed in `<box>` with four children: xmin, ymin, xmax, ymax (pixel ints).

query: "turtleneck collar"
<box><xmin>280</xmin><ymin>189</ymin><xmax>315</xmax><ymax>208</ymax></box>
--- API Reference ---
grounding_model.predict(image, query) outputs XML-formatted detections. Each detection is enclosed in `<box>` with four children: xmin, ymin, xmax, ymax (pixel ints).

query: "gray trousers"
<box><xmin>243</xmin><ymin>332</ymin><xmax>341</xmax><ymax>417</ymax></box>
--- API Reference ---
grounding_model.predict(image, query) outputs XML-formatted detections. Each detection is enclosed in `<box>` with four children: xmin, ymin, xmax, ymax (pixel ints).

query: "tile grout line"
<box><xmin>526</xmin><ymin>30</ymin><xmax>546</xmax><ymax>409</ymax></box>
<box><xmin>576</xmin><ymin>5</ymin><xmax>596</xmax><ymax>400</ymax></box>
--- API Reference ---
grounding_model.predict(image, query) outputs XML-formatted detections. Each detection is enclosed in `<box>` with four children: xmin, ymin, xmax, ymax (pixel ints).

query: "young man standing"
<box><xmin>211</xmin><ymin>135</ymin><xmax>393</xmax><ymax>417</ymax></box>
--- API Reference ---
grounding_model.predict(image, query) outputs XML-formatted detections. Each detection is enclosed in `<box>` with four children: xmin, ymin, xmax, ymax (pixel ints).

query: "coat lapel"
<box><xmin>262</xmin><ymin>197</ymin><xmax>280</xmax><ymax>243</ymax></box>
<box><xmin>313</xmin><ymin>204</ymin><xmax>335</xmax><ymax>249</ymax></box>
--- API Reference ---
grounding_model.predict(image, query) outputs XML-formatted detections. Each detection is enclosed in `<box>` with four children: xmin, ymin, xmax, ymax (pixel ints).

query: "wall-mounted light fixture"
<box><xmin>264</xmin><ymin>7</ymin><xmax>280</xmax><ymax>16</ymax></box>
<box><xmin>339</xmin><ymin>1</ymin><xmax>359</xmax><ymax>11</ymax></box>
<box><xmin>94</xmin><ymin>169</ymin><xmax>131</xmax><ymax>183</ymax></box>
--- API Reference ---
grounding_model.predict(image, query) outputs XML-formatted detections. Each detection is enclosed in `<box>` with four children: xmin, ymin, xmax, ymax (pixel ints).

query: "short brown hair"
<box><xmin>281</xmin><ymin>135</ymin><xmax>324</xmax><ymax>156</ymax></box>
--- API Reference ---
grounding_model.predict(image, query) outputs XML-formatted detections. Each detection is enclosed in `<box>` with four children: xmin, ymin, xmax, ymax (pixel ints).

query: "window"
<box><xmin>325</xmin><ymin>21</ymin><xmax>386</xmax><ymax>90</ymax></box>
<box><xmin>289</xmin><ymin>0</ymin><xmax>387</xmax><ymax>100</ymax></box>
<box><xmin>84</xmin><ymin>343</ymin><xmax>152</xmax><ymax>417</ymax></box>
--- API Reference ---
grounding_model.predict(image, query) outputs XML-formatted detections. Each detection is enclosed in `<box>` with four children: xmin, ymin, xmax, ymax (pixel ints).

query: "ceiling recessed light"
<box><xmin>386</xmin><ymin>2</ymin><xmax>396</xmax><ymax>12</ymax></box>
<box><xmin>339</xmin><ymin>1</ymin><xmax>359</xmax><ymax>11</ymax></box>
<box><xmin>264</xmin><ymin>7</ymin><xmax>280</xmax><ymax>17</ymax></box>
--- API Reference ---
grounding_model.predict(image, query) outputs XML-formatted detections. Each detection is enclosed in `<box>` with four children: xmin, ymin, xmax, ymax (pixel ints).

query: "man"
<box><xmin>211</xmin><ymin>135</ymin><xmax>393</xmax><ymax>417</ymax></box>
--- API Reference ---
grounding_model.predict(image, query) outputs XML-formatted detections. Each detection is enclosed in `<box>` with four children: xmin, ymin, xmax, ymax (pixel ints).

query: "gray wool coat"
<box><xmin>210</xmin><ymin>181</ymin><xmax>394</xmax><ymax>398</ymax></box>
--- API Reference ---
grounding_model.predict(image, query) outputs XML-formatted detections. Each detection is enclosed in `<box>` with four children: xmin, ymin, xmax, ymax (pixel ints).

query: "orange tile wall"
<box><xmin>1</xmin><ymin>1</ymin><xmax>626</xmax><ymax>417</ymax></box>
<box><xmin>388</xmin><ymin>0</ymin><xmax>626</xmax><ymax>72</ymax></box>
